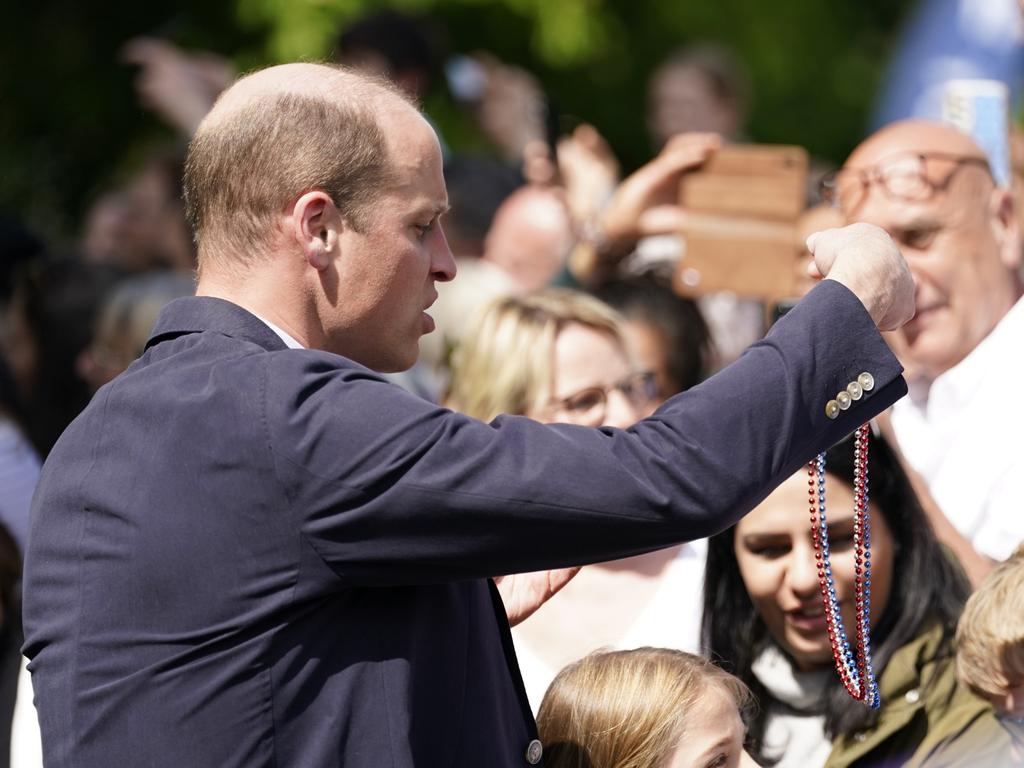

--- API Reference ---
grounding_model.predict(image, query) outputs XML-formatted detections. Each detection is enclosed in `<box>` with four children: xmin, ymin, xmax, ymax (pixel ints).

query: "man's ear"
<box><xmin>289</xmin><ymin>191</ymin><xmax>342</xmax><ymax>271</ymax></box>
<box><xmin>990</xmin><ymin>186</ymin><xmax>1022</xmax><ymax>271</ymax></box>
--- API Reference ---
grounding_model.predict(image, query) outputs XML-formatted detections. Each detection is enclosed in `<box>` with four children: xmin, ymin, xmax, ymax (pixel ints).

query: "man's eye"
<box><xmin>898</xmin><ymin>228</ymin><xmax>938</xmax><ymax>249</ymax></box>
<box><xmin>414</xmin><ymin>222</ymin><xmax>434</xmax><ymax>239</ymax></box>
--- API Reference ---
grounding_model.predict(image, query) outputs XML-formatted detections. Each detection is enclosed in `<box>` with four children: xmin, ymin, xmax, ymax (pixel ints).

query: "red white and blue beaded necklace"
<box><xmin>807</xmin><ymin>422</ymin><xmax>880</xmax><ymax>709</ymax></box>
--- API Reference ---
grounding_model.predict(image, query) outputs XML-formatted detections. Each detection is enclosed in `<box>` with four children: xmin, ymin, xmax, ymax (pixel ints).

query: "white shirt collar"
<box><xmin>914</xmin><ymin>294</ymin><xmax>1024</xmax><ymax>412</ymax></box>
<box><xmin>251</xmin><ymin>313</ymin><xmax>305</xmax><ymax>350</ymax></box>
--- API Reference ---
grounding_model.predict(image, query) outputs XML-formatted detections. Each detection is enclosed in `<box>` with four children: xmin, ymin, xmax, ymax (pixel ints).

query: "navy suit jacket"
<box><xmin>23</xmin><ymin>280</ymin><xmax>905</xmax><ymax>767</ymax></box>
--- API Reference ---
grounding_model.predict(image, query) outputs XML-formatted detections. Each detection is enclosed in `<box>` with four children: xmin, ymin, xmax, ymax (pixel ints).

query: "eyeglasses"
<box><xmin>547</xmin><ymin>371</ymin><xmax>658</xmax><ymax>427</ymax></box>
<box><xmin>819</xmin><ymin>151</ymin><xmax>992</xmax><ymax>214</ymax></box>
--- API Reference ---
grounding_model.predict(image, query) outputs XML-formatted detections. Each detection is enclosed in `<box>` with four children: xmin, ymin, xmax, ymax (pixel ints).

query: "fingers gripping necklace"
<box><xmin>808</xmin><ymin>423</ymin><xmax>880</xmax><ymax>709</ymax></box>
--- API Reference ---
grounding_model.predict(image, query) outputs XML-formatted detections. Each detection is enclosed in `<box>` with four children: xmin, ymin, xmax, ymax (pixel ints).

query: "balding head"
<box><xmin>846</xmin><ymin>119</ymin><xmax>987</xmax><ymax>171</ymax></box>
<box><xmin>840</xmin><ymin>119</ymin><xmax>1021</xmax><ymax>378</ymax></box>
<box><xmin>184</xmin><ymin>63</ymin><xmax>415</xmax><ymax>270</ymax></box>
<box><xmin>483</xmin><ymin>186</ymin><xmax>574</xmax><ymax>291</ymax></box>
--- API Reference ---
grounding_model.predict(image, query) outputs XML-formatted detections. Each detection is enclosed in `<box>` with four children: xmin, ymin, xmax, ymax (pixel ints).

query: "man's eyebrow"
<box><xmin>409</xmin><ymin>202</ymin><xmax>450</xmax><ymax>220</ymax></box>
<box><xmin>417</xmin><ymin>203</ymin><xmax>450</xmax><ymax>219</ymax></box>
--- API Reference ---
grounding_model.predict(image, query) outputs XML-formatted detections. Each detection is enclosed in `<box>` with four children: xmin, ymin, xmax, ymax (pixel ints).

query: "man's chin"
<box><xmin>373</xmin><ymin>345</ymin><xmax>420</xmax><ymax>375</ymax></box>
<box><xmin>903</xmin><ymin>335</ymin><xmax>960</xmax><ymax>380</ymax></box>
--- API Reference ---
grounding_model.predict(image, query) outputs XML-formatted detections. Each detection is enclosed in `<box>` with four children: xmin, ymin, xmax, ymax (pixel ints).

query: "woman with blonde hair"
<box><xmin>537</xmin><ymin>647</ymin><xmax>756</xmax><ymax>768</ymax></box>
<box><xmin>448</xmin><ymin>289</ymin><xmax>708</xmax><ymax>711</ymax></box>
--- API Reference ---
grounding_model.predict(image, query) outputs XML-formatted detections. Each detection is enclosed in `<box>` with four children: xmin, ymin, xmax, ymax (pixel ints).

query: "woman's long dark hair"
<box><xmin>702</xmin><ymin>430</ymin><xmax>969</xmax><ymax>763</ymax></box>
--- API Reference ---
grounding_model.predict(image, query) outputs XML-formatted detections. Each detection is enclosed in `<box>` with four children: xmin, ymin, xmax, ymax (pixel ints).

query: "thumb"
<box><xmin>806</xmin><ymin>227</ymin><xmax>839</xmax><ymax>277</ymax></box>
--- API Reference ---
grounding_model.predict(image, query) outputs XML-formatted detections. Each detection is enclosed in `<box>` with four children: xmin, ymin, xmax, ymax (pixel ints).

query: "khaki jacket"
<box><xmin>824</xmin><ymin>622</ymin><xmax>999</xmax><ymax>768</ymax></box>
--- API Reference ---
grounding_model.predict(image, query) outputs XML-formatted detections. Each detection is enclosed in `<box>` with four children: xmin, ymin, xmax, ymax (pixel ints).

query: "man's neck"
<box><xmin>196</xmin><ymin>270</ymin><xmax>320</xmax><ymax>350</ymax></box>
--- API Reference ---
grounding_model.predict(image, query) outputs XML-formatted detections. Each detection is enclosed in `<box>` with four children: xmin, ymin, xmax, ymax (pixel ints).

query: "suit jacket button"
<box><xmin>525</xmin><ymin>739</ymin><xmax>543</xmax><ymax>764</ymax></box>
<box><xmin>858</xmin><ymin>372</ymin><xmax>875</xmax><ymax>391</ymax></box>
<box><xmin>846</xmin><ymin>381</ymin><xmax>863</xmax><ymax>400</ymax></box>
<box><xmin>825</xmin><ymin>400</ymin><xmax>840</xmax><ymax>420</ymax></box>
<box><xmin>836</xmin><ymin>391</ymin><xmax>852</xmax><ymax>410</ymax></box>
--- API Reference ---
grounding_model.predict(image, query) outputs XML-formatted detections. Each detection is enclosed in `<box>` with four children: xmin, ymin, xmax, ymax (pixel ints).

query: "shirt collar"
<box><xmin>251</xmin><ymin>313</ymin><xmax>306</xmax><ymax>350</ymax></box>
<box><xmin>911</xmin><ymin>294</ymin><xmax>1024</xmax><ymax>411</ymax></box>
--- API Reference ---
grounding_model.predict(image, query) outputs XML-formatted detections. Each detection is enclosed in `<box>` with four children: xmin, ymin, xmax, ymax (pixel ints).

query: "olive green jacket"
<box><xmin>824</xmin><ymin>622</ymin><xmax>1000</xmax><ymax>768</ymax></box>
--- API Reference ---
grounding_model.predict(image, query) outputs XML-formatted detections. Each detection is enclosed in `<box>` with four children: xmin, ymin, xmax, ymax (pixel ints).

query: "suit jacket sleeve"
<box><xmin>263</xmin><ymin>280</ymin><xmax>906</xmax><ymax>586</ymax></box>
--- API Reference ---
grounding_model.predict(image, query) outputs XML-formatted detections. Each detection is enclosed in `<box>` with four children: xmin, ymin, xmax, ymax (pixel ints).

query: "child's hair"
<box><xmin>536</xmin><ymin>647</ymin><xmax>750</xmax><ymax>768</ymax></box>
<box><xmin>956</xmin><ymin>545</ymin><xmax>1024</xmax><ymax>700</ymax></box>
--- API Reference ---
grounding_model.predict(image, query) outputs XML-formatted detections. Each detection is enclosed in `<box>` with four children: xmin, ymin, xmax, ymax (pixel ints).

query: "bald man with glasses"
<box><xmin>826</xmin><ymin>119</ymin><xmax>1024</xmax><ymax>583</ymax></box>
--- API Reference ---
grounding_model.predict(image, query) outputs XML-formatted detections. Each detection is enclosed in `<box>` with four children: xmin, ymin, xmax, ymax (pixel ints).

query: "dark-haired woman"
<box><xmin>703</xmin><ymin>431</ymin><xmax>998</xmax><ymax>768</ymax></box>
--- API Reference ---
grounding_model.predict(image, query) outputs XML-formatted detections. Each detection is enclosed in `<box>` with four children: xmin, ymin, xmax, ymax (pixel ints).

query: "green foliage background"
<box><xmin>1</xmin><ymin>0</ymin><xmax>912</xmax><ymax>242</ymax></box>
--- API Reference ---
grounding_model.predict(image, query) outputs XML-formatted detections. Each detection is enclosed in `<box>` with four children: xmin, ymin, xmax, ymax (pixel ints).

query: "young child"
<box><xmin>945</xmin><ymin>545</ymin><xmax>1024</xmax><ymax>764</ymax></box>
<box><xmin>536</xmin><ymin>647</ymin><xmax>757</xmax><ymax>768</ymax></box>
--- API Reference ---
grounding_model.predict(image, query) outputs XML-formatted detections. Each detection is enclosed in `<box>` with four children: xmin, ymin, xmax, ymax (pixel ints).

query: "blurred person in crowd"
<box><xmin>2</xmin><ymin>258</ymin><xmax>122</xmax><ymax>457</ymax></box>
<box><xmin>566</xmin><ymin>132</ymin><xmax>721</xmax><ymax>286</ymax></box>
<box><xmin>336</xmin><ymin>10</ymin><xmax>553</xmax><ymax>177</ymax></box>
<box><xmin>23</xmin><ymin>63</ymin><xmax>914</xmax><ymax>767</ymax></box>
<box><xmin>76</xmin><ymin>272</ymin><xmax>195</xmax><ymax>394</ymax></box>
<box><xmin>563</xmin><ymin>117</ymin><xmax>762</xmax><ymax>371</ymax></box>
<box><xmin>555</xmin><ymin>123</ymin><xmax>621</xmax><ymax>231</ymax></box>
<box><xmin>928</xmin><ymin>545</ymin><xmax>1024</xmax><ymax>765</ymax></box>
<box><xmin>468</xmin><ymin>54</ymin><xmax>550</xmax><ymax>173</ymax></box>
<box><xmin>482</xmin><ymin>186</ymin><xmax>575</xmax><ymax>292</ymax></box>
<box><xmin>825</xmin><ymin>119</ymin><xmax>1024</xmax><ymax>581</ymax></box>
<box><xmin>442</xmin><ymin>154</ymin><xmax>522</xmax><ymax>259</ymax></box>
<box><xmin>647</xmin><ymin>43</ymin><xmax>749</xmax><ymax>150</ymax></box>
<box><xmin>0</xmin><ymin>218</ymin><xmax>44</xmax><ymax>552</ymax></box>
<box><xmin>336</xmin><ymin>9</ymin><xmax>437</xmax><ymax>103</ymax></box>
<box><xmin>0</xmin><ymin>219</ymin><xmax>43</xmax><ymax>307</ymax></box>
<box><xmin>592</xmin><ymin>274</ymin><xmax>712</xmax><ymax>401</ymax></box>
<box><xmin>644</xmin><ymin>45</ymin><xmax>764</xmax><ymax>370</ymax></box>
<box><xmin>704</xmin><ymin>431</ymin><xmax>995</xmax><ymax>768</ymax></box>
<box><xmin>122</xmin><ymin>37</ymin><xmax>234</xmax><ymax>137</ymax></box>
<box><xmin>537</xmin><ymin>648</ymin><xmax>756</xmax><ymax>768</ymax></box>
<box><xmin>447</xmin><ymin>289</ymin><xmax>706</xmax><ymax>710</ymax></box>
<box><xmin>0</xmin><ymin>521</ymin><xmax>25</xmax><ymax>768</ymax></box>
<box><xmin>81</xmin><ymin>148</ymin><xmax>195</xmax><ymax>273</ymax></box>
<box><xmin>0</xmin><ymin>358</ymin><xmax>38</xmax><ymax>556</ymax></box>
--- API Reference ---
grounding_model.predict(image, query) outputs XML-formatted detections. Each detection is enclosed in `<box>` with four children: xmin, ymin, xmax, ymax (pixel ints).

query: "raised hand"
<box><xmin>805</xmin><ymin>222</ymin><xmax>916</xmax><ymax>330</ymax></box>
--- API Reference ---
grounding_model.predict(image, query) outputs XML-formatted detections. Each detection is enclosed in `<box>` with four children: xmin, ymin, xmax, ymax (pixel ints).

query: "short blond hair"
<box><xmin>956</xmin><ymin>545</ymin><xmax>1024</xmax><ymax>698</ymax></box>
<box><xmin>537</xmin><ymin>647</ymin><xmax>750</xmax><ymax>768</ymax></box>
<box><xmin>446</xmin><ymin>289</ymin><xmax>625</xmax><ymax>421</ymax></box>
<box><xmin>183</xmin><ymin>65</ymin><xmax>404</xmax><ymax>268</ymax></box>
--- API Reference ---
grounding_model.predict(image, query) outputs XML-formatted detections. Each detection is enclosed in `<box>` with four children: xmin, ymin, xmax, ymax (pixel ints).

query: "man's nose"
<box><xmin>431</xmin><ymin>224</ymin><xmax>457</xmax><ymax>283</ymax></box>
<box><xmin>603</xmin><ymin>389</ymin><xmax>641</xmax><ymax>429</ymax></box>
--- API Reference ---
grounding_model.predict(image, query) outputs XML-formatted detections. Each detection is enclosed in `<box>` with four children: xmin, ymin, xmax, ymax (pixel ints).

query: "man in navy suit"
<box><xmin>23</xmin><ymin>64</ymin><xmax>914</xmax><ymax>767</ymax></box>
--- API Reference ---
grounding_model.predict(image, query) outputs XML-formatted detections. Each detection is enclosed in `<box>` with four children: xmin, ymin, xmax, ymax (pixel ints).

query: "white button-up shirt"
<box><xmin>891</xmin><ymin>296</ymin><xmax>1024</xmax><ymax>560</ymax></box>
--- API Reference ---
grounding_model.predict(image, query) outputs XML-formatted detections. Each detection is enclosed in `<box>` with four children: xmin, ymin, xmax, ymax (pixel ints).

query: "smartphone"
<box><xmin>674</xmin><ymin>144</ymin><xmax>809</xmax><ymax>302</ymax></box>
